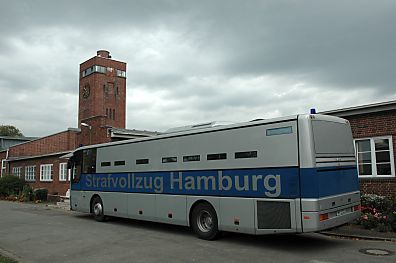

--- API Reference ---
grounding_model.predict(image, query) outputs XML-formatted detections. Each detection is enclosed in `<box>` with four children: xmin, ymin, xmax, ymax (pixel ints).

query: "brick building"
<box><xmin>1</xmin><ymin>136</ymin><xmax>37</xmax><ymax>177</ymax></box>
<box><xmin>1</xmin><ymin>51</ymin><xmax>158</xmax><ymax>196</ymax></box>
<box><xmin>322</xmin><ymin>100</ymin><xmax>396</xmax><ymax>199</ymax></box>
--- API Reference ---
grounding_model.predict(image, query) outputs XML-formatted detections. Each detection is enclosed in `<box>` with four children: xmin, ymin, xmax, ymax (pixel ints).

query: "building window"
<box><xmin>82</xmin><ymin>65</ymin><xmax>107</xmax><ymax>77</ymax></box>
<box><xmin>12</xmin><ymin>167</ymin><xmax>22</xmax><ymax>177</ymax></box>
<box><xmin>355</xmin><ymin>136</ymin><xmax>395</xmax><ymax>177</ymax></box>
<box><xmin>25</xmin><ymin>166</ymin><xmax>35</xmax><ymax>181</ymax></box>
<box><xmin>59</xmin><ymin>163</ymin><xmax>68</xmax><ymax>182</ymax></box>
<box><xmin>40</xmin><ymin>164</ymin><xmax>53</xmax><ymax>182</ymax></box>
<box><xmin>116</xmin><ymin>69</ymin><xmax>126</xmax><ymax>78</ymax></box>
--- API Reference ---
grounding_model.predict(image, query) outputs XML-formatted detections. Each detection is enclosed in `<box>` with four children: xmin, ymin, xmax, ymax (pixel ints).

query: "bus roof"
<box><xmin>74</xmin><ymin>114</ymin><xmax>346</xmax><ymax>152</ymax></box>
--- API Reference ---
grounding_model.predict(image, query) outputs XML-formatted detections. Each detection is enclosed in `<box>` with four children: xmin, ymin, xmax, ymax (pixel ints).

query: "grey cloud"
<box><xmin>1</xmin><ymin>0</ymin><xmax>396</xmax><ymax>136</ymax></box>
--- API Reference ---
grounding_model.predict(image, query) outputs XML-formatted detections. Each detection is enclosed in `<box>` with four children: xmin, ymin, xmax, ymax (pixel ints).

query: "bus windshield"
<box><xmin>312</xmin><ymin>120</ymin><xmax>354</xmax><ymax>155</ymax></box>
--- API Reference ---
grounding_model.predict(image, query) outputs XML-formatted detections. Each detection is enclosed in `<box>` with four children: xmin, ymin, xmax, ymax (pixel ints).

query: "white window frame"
<box><xmin>1</xmin><ymin>159</ymin><xmax>6</xmax><ymax>177</ymax></box>
<box><xmin>59</xmin><ymin>163</ymin><xmax>68</xmax><ymax>182</ymax></box>
<box><xmin>354</xmin><ymin>136</ymin><xmax>395</xmax><ymax>178</ymax></box>
<box><xmin>12</xmin><ymin>167</ymin><xmax>22</xmax><ymax>177</ymax></box>
<box><xmin>40</xmin><ymin>164</ymin><xmax>53</xmax><ymax>182</ymax></box>
<box><xmin>25</xmin><ymin>166</ymin><xmax>36</xmax><ymax>182</ymax></box>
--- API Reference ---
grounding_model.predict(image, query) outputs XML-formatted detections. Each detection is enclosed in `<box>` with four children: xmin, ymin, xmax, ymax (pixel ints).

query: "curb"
<box><xmin>320</xmin><ymin>231</ymin><xmax>396</xmax><ymax>242</ymax></box>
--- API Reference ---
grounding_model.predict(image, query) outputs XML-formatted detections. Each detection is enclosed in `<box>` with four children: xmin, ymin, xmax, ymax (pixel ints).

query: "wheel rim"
<box><xmin>93</xmin><ymin>202</ymin><xmax>103</xmax><ymax>217</ymax></box>
<box><xmin>196</xmin><ymin>209</ymin><xmax>213</xmax><ymax>233</ymax></box>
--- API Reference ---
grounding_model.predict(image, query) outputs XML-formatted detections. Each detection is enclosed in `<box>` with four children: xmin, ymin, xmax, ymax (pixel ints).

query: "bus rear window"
<box><xmin>312</xmin><ymin>121</ymin><xmax>354</xmax><ymax>154</ymax></box>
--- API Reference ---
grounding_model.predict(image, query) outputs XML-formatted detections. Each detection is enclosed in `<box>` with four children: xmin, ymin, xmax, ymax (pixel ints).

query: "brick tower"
<box><xmin>78</xmin><ymin>50</ymin><xmax>127</xmax><ymax>144</ymax></box>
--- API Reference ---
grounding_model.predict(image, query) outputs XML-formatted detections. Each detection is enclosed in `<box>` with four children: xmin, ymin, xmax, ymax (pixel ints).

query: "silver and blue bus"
<box><xmin>69</xmin><ymin>114</ymin><xmax>361</xmax><ymax>240</ymax></box>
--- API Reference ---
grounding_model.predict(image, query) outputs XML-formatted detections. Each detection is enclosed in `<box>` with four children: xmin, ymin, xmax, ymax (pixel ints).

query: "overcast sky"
<box><xmin>1</xmin><ymin>0</ymin><xmax>395</xmax><ymax>136</ymax></box>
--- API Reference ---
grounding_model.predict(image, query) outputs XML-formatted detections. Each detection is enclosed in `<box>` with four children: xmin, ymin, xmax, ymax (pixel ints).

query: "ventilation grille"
<box><xmin>257</xmin><ymin>201</ymin><xmax>291</xmax><ymax>229</ymax></box>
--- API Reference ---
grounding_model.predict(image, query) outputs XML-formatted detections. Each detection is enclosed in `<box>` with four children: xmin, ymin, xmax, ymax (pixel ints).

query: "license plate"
<box><xmin>337</xmin><ymin>209</ymin><xmax>347</xmax><ymax>216</ymax></box>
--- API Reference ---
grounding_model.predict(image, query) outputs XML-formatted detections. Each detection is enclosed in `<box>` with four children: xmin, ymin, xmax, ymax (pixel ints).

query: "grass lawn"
<box><xmin>0</xmin><ymin>255</ymin><xmax>17</xmax><ymax>263</ymax></box>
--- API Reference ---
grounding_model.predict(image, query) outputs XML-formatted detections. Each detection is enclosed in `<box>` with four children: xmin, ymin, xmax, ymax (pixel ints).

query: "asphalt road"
<box><xmin>0</xmin><ymin>201</ymin><xmax>395</xmax><ymax>263</ymax></box>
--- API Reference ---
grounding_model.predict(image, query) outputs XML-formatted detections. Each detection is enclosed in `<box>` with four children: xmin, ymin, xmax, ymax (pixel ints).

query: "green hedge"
<box><xmin>0</xmin><ymin>175</ymin><xmax>26</xmax><ymax>197</ymax></box>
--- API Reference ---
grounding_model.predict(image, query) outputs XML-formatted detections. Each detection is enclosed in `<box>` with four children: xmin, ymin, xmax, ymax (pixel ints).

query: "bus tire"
<box><xmin>191</xmin><ymin>203</ymin><xmax>219</xmax><ymax>240</ymax></box>
<box><xmin>91</xmin><ymin>196</ymin><xmax>106</xmax><ymax>222</ymax></box>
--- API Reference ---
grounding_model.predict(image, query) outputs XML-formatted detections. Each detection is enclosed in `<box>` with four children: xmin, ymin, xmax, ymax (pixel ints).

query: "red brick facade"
<box><xmin>78</xmin><ymin>50</ymin><xmax>126</xmax><ymax>130</ymax></box>
<box><xmin>359</xmin><ymin>178</ymin><xmax>396</xmax><ymax>200</ymax></box>
<box><xmin>7</xmin><ymin>156</ymin><xmax>70</xmax><ymax>195</ymax></box>
<box><xmin>4</xmin><ymin>129</ymin><xmax>79</xmax><ymax>195</ymax></box>
<box><xmin>344</xmin><ymin>110</ymin><xmax>396</xmax><ymax>199</ymax></box>
<box><xmin>8</xmin><ymin>130</ymin><xmax>78</xmax><ymax>158</ymax></box>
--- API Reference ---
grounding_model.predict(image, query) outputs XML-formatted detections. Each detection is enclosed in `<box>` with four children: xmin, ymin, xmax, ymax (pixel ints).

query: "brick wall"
<box><xmin>77</xmin><ymin>116</ymin><xmax>112</xmax><ymax>146</ymax></box>
<box><xmin>343</xmin><ymin>110</ymin><xmax>396</xmax><ymax>199</ymax></box>
<box><xmin>359</xmin><ymin>178</ymin><xmax>396</xmax><ymax>200</ymax></box>
<box><xmin>8</xmin><ymin>155</ymin><xmax>70</xmax><ymax>195</ymax></box>
<box><xmin>8</xmin><ymin>130</ymin><xmax>78</xmax><ymax>158</ymax></box>
<box><xmin>79</xmin><ymin>52</ymin><xmax>127</xmax><ymax>130</ymax></box>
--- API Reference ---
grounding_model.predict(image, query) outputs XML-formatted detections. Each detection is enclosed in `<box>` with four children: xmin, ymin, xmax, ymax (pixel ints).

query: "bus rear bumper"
<box><xmin>301</xmin><ymin>204</ymin><xmax>361</xmax><ymax>233</ymax></box>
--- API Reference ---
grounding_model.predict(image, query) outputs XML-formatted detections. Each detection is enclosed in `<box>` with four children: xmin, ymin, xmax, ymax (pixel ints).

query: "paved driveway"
<box><xmin>0</xmin><ymin>201</ymin><xmax>395</xmax><ymax>263</ymax></box>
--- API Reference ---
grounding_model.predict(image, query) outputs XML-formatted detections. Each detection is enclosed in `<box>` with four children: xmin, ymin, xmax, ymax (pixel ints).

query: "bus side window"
<box><xmin>72</xmin><ymin>151</ymin><xmax>83</xmax><ymax>183</ymax></box>
<box><xmin>83</xmin><ymin>149</ymin><xmax>97</xmax><ymax>174</ymax></box>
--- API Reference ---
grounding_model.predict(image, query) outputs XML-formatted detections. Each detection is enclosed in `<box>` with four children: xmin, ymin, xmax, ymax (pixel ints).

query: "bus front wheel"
<box><xmin>91</xmin><ymin>196</ymin><xmax>106</xmax><ymax>222</ymax></box>
<box><xmin>191</xmin><ymin>202</ymin><xmax>219</xmax><ymax>240</ymax></box>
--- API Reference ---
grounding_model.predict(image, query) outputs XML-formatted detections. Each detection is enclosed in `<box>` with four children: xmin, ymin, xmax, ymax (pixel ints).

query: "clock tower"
<box><xmin>78</xmin><ymin>50</ymin><xmax>127</xmax><ymax>131</ymax></box>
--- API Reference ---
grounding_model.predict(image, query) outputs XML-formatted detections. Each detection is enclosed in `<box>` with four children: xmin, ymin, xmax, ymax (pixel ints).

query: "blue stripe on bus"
<box><xmin>300</xmin><ymin>166</ymin><xmax>359</xmax><ymax>198</ymax></box>
<box><xmin>71</xmin><ymin>166</ymin><xmax>359</xmax><ymax>199</ymax></box>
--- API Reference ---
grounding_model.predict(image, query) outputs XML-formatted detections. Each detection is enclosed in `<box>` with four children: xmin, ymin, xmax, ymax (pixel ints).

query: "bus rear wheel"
<box><xmin>191</xmin><ymin>203</ymin><xmax>219</xmax><ymax>240</ymax></box>
<box><xmin>91</xmin><ymin>196</ymin><xmax>106</xmax><ymax>222</ymax></box>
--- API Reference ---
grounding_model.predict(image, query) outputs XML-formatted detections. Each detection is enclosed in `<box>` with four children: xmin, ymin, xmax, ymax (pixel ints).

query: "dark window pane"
<box><xmin>358</xmin><ymin>163</ymin><xmax>372</xmax><ymax>175</ymax></box>
<box><xmin>207</xmin><ymin>153</ymin><xmax>227</xmax><ymax>160</ymax></box>
<box><xmin>114</xmin><ymin>160</ymin><xmax>125</xmax><ymax>166</ymax></box>
<box><xmin>358</xmin><ymin>152</ymin><xmax>371</xmax><ymax>162</ymax></box>
<box><xmin>101</xmin><ymin>162</ymin><xmax>111</xmax><ymax>167</ymax></box>
<box><xmin>162</xmin><ymin>157</ymin><xmax>177</xmax><ymax>163</ymax></box>
<box><xmin>356</xmin><ymin>140</ymin><xmax>370</xmax><ymax>152</ymax></box>
<box><xmin>376</xmin><ymin>163</ymin><xmax>391</xmax><ymax>175</ymax></box>
<box><xmin>183</xmin><ymin>155</ymin><xmax>200</xmax><ymax>162</ymax></box>
<box><xmin>82</xmin><ymin>149</ymin><xmax>97</xmax><ymax>173</ymax></box>
<box><xmin>375</xmin><ymin>151</ymin><xmax>390</xmax><ymax>163</ymax></box>
<box><xmin>136</xmin><ymin>159</ymin><xmax>149</xmax><ymax>165</ymax></box>
<box><xmin>235</xmin><ymin>151</ymin><xmax>258</xmax><ymax>159</ymax></box>
<box><xmin>375</xmin><ymin>139</ymin><xmax>389</xmax><ymax>151</ymax></box>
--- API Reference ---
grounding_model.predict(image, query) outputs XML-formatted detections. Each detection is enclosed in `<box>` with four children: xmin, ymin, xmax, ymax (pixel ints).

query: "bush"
<box><xmin>356</xmin><ymin>194</ymin><xmax>396</xmax><ymax>232</ymax></box>
<box><xmin>0</xmin><ymin>175</ymin><xmax>26</xmax><ymax>197</ymax></box>
<box><xmin>20</xmin><ymin>185</ymin><xmax>33</xmax><ymax>202</ymax></box>
<box><xmin>361</xmin><ymin>194</ymin><xmax>393</xmax><ymax>212</ymax></box>
<box><xmin>33</xmin><ymin>188</ymin><xmax>48</xmax><ymax>201</ymax></box>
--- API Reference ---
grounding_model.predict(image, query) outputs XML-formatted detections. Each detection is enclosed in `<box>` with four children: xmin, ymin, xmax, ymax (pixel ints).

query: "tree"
<box><xmin>0</xmin><ymin>125</ymin><xmax>24</xmax><ymax>137</ymax></box>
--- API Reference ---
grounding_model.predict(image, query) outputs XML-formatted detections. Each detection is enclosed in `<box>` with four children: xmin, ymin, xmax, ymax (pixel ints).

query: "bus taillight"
<box><xmin>319</xmin><ymin>213</ymin><xmax>329</xmax><ymax>221</ymax></box>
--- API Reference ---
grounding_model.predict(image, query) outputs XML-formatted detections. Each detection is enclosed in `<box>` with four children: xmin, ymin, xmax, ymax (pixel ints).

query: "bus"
<box><xmin>68</xmin><ymin>114</ymin><xmax>361</xmax><ymax>240</ymax></box>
